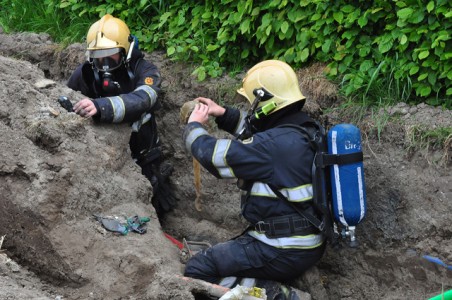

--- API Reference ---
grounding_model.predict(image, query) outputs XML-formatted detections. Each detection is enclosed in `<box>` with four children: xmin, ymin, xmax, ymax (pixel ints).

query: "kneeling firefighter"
<box><xmin>182</xmin><ymin>60</ymin><xmax>326</xmax><ymax>299</ymax></box>
<box><xmin>67</xmin><ymin>14</ymin><xmax>177</xmax><ymax>217</ymax></box>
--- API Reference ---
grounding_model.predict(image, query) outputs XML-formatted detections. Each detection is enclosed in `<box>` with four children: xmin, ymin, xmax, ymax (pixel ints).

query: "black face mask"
<box><xmin>93</xmin><ymin>56</ymin><xmax>122</xmax><ymax>72</ymax></box>
<box><xmin>91</xmin><ymin>54</ymin><xmax>124</xmax><ymax>95</ymax></box>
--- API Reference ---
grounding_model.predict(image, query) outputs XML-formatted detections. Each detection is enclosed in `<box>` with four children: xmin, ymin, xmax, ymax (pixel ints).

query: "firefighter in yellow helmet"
<box><xmin>182</xmin><ymin>60</ymin><xmax>325</xmax><ymax>299</ymax></box>
<box><xmin>67</xmin><ymin>14</ymin><xmax>178</xmax><ymax>217</ymax></box>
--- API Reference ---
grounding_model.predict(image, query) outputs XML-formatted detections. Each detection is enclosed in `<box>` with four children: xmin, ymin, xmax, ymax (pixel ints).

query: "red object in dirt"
<box><xmin>164</xmin><ymin>232</ymin><xmax>184</xmax><ymax>249</ymax></box>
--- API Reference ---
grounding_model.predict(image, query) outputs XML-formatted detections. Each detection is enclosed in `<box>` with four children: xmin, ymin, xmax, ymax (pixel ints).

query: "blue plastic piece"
<box><xmin>131</xmin><ymin>34</ymin><xmax>139</xmax><ymax>50</ymax></box>
<box><xmin>423</xmin><ymin>255</ymin><xmax>452</xmax><ymax>271</ymax></box>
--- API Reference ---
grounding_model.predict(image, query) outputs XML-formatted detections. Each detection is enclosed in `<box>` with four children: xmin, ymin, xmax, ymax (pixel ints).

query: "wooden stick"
<box><xmin>177</xmin><ymin>275</ymin><xmax>230</xmax><ymax>298</ymax></box>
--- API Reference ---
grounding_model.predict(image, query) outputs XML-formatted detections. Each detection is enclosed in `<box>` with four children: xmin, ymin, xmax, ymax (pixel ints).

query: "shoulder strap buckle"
<box><xmin>255</xmin><ymin>221</ymin><xmax>268</xmax><ymax>234</ymax></box>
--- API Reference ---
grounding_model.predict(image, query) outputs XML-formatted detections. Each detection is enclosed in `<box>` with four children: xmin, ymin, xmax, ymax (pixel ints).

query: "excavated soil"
<box><xmin>0</xmin><ymin>30</ymin><xmax>451</xmax><ymax>300</ymax></box>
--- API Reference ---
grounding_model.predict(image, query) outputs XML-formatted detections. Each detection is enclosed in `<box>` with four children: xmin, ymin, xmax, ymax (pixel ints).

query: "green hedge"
<box><xmin>4</xmin><ymin>0</ymin><xmax>451</xmax><ymax>107</ymax></box>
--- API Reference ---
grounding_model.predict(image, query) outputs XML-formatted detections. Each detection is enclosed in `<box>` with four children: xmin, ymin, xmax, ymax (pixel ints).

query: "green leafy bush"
<box><xmin>1</xmin><ymin>0</ymin><xmax>450</xmax><ymax>107</ymax></box>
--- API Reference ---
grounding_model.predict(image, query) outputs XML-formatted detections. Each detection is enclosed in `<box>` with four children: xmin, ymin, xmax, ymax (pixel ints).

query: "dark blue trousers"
<box><xmin>184</xmin><ymin>234</ymin><xmax>325</xmax><ymax>284</ymax></box>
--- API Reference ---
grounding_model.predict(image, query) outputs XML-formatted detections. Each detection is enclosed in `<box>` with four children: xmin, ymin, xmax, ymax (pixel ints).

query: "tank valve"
<box><xmin>341</xmin><ymin>226</ymin><xmax>359</xmax><ymax>248</ymax></box>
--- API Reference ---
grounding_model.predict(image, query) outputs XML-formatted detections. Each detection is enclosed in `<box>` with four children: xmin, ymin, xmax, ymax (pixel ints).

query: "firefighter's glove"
<box><xmin>145</xmin><ymin>161</ymin><xmax>178</xmax><ymax>215</ymax></box>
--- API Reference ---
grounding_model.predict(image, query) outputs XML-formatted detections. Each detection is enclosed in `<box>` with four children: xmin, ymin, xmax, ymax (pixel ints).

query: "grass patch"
<box><xmin>327</xmin><ymin>100</ymin><xmax>452</xmax><ymax>165</ymax></box>
<box><xmin>329</xmin><ymin>102</ymin><xmax>393</xmax><ymax>144</ymax></box>
<box><xmin>339</xmin><ymin>58</ymin><xmax>414</xmax><ymax>108</ymax></box>
<box><xmin>406</xmin><ymin>125</ymin><xmax>452</xmax><ymax>165</ymax></box>
<box><xmin>0</xmin><ymin>0</ymin><xmax>93</xmax><ymax>45</ymax></box>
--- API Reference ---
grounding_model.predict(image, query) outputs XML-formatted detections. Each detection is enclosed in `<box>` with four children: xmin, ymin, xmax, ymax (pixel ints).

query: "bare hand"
<box><xmin>195</xmin><ymin>97</ymin><xmax>226</xmax><ymax>117</ymax></box>
<box><xmin>188</xmin><ymin>103</ymin><xmax>209</xmax><ymax>124</ymax></box>
<box><xmin>73</xmin><ymin>98</ymin><xmax>97</xmax><ymax>118</ymax></box>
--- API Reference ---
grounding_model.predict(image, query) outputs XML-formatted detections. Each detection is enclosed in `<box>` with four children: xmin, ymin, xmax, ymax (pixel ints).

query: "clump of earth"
<box><xmin>0</xmin><ymin>30</ymin><xmax>451</xmax><ymax>300</ymax></box>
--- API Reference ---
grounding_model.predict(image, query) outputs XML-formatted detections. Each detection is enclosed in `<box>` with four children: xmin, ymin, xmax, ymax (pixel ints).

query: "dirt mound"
<box><xmin>0</xmin><ymin>31</ymin><xmax>451</xmax><ymax>300</ymax></box>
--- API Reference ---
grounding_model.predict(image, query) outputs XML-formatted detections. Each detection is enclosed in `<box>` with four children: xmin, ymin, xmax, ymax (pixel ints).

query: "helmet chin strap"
<box><xmin>125</xmin><ymin>35</ymin><xmax>136</xmax><ymax>81</ymax></box>
<box><xmin>248</xmin><ymin>89</ymin><xmax>264</xmax><ymax>116</ymax></box>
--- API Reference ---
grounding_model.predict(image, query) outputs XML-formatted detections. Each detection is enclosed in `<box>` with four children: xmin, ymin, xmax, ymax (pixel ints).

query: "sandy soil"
<box><xmin>0</xmin><ymin>29</ymin><xmax>451</xmax><ymax>300</ymax></box>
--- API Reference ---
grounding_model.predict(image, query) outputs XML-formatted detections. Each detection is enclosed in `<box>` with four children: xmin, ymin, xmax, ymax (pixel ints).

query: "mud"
<box><xmin>0</xmin><ymin>30</ymin><xmax>451</xmax><ymax>300</ymax></box>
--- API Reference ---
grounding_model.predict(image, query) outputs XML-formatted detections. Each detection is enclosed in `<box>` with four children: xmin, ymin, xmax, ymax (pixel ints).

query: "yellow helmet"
<box><xmin>237</xmin><ymin>60</ymin><xmax>306</xmax><ymax>114</ymax></box>
<box><xmin>86</xmin><ymin>14</ymin><xmax>131</xmax><ymax>59</ymax></box>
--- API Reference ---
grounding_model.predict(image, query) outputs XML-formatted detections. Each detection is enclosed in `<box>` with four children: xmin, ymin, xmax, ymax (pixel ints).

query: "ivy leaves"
<box><xmin>55</xmin><ymin>0</ymin><xmax>450</xmax><ymax>106</ymax></box>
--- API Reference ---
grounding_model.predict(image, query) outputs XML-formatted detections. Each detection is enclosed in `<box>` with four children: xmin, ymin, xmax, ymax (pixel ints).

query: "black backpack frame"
<box><xmin>267</xmin><ymin>121</ymin><xmax>335</xmax><ymax>246</ymax></box>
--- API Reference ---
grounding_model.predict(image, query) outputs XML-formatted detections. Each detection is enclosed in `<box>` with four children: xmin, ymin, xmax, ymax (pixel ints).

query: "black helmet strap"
<box><xmin>125</xmin><ymin>35</ymin><xmax>135</xmax><ymax>81</ymax></box>
<box><xmin>237</xmin><ymin>88</ymin><xmax>274</xmax><ymax>140</ymax></box>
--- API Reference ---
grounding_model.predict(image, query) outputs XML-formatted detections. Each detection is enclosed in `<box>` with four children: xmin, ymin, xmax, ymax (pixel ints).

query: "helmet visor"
<box><xmin>92</xmin><ymin>55</ymin><xmax>122</xmax><ymax>72</ymax></box>
<box><xmin>88</xmin><ymin>47</ymin><xmax>122</xmax><ymax>59</ymax></box>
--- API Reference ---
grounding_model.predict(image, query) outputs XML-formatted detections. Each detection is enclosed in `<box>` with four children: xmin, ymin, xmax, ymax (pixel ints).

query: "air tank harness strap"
<box><xmin>268</xmin><ymin>183</ymin><xmax>326</xmax><ymax>232</ymax></box>
<box><xmin>278</xmin><ymin>124</ymin><xmax>364</xmax><ymax>168</ymax></box>
<box><xmin>254</xmin><ymin>214</ymin><xmax>318</xmax><ymax>238</ymax></box>
<box><xmin>316</xmin><ymin>152</ymin><xmax>363</xmax><ymax>168</ymax></box>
